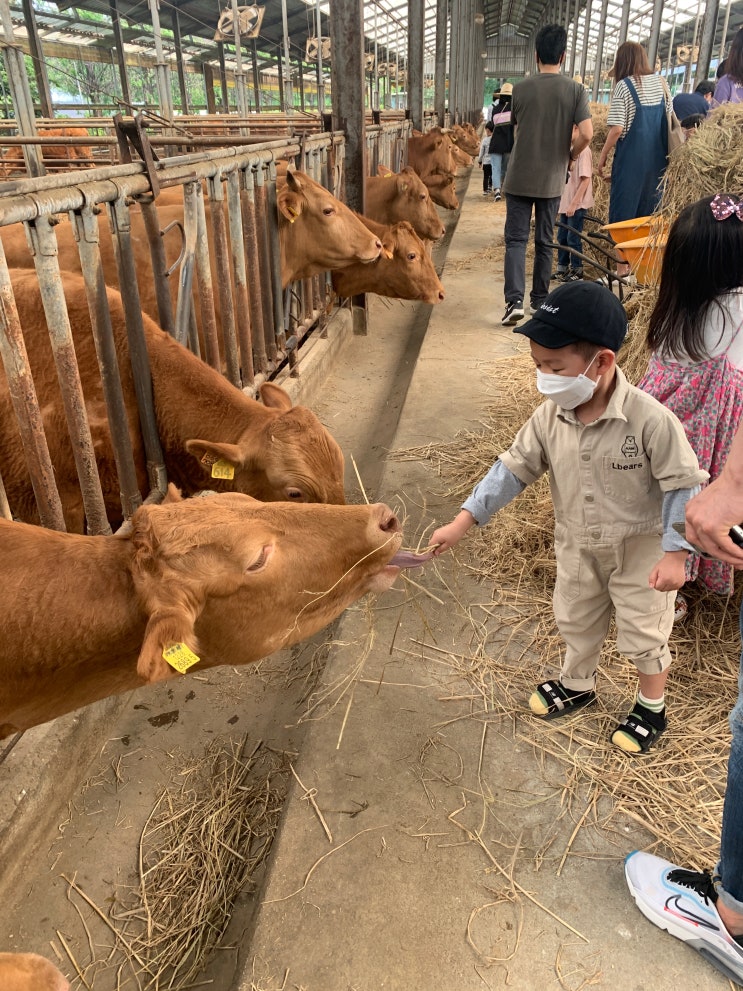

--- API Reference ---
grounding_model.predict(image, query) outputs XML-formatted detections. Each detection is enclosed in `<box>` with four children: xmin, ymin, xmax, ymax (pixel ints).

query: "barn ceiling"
<box><xmin>3</xmin><ymin>0</ymin><xmax>742</xmax><ymax>92</ymax></box>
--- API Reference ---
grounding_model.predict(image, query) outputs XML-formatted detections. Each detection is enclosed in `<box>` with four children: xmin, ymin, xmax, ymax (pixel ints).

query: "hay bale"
<box><xmin>589</xmin><ymin>102</ymin><xmax>610</xmax><ymax>224</ymax></box>
<box><xmin>661</xmin><ymin>101</ymin><xmax>743</xmax><ymax>220</ymax></box>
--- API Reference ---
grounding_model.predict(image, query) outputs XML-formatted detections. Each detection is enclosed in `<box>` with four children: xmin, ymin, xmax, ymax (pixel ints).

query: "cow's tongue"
<box><xmin>388</xmin><ymin>548</ymin><xmax>436</xmax><ymax>569</ymax></box>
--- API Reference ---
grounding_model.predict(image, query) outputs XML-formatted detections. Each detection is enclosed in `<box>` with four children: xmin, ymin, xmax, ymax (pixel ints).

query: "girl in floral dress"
<box><xmin>640</xmin><ymin>194</ymin><xmax>743</xmax><ymax>603</ymax></box>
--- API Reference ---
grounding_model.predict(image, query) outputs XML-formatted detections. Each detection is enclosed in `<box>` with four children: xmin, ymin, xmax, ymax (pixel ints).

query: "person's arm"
<box><xmin>597</xmin><ymin>125</ymin><xmax>623</xmax><ymax>180</ymax></box>
<box><xmin>714</xmin><ymin>75</ymin><xmax>733</xmax><ymax>104</ymax></box>
<box><xmin>686</xmin><ymin>423</ymin><xmax>743</xmax><ymax>565</ymax></box>
<box><xmin>429</xmin><ymin>460</ymin><xmax>526</xmax><ymax>554</ymax></box>
<box><xmin>570</xmin><ymin>118</ymin><xmax>593</xmax><ymax>162</ymax></box>
<box><xmin>648</xmin><ymin>487</ymin><xmax>701</xmax><ymax>591</ymax></box>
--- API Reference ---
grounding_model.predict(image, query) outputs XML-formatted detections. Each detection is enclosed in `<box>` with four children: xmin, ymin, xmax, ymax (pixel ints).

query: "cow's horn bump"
<box><xmin>162</xmin><ymin>643</ymin><xmax>201</xmax><ymax>674</ymax></box>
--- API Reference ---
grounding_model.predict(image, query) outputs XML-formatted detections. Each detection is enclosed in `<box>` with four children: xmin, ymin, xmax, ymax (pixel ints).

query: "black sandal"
<box><xmin>528</xmin><ymin>680</ymin><xmax>597</xmax><ymax>720</ymax></box>
<box><xmin>611</xmin><ymin>704</ymin><xmax>666</xmax><ymax>754</ymax></box>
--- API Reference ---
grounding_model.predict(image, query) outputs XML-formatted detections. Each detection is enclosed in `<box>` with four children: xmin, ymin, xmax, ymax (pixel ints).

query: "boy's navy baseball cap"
<box><xmin>514</xmin><ymin>281</ymin><xmax>628</xmax><ymax>351</ymax></box>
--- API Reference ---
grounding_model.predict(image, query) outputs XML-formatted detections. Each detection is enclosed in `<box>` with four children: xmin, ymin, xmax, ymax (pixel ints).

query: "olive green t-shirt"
<box><xmin>503</xmin><ymin>74</ymin><xmax>591</xmax><ymax>199</ymax></box>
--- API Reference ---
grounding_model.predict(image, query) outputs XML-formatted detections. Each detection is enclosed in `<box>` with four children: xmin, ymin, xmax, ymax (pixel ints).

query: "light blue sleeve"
<box><xmin>662</xmin><ymin>485</ymin><xmax>702</xmax><ymax>552</ymax></box>
<box><xmin>461</xmin><ymin>460</ymin><xmax>527</xmax><ymax>526</ymax></box>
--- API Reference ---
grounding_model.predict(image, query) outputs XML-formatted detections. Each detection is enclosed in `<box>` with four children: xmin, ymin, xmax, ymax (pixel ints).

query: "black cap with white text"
<box><xmin>514</xmin><ymin>281</ymin><xmax>628</xmax><ymax>352</ymax></box>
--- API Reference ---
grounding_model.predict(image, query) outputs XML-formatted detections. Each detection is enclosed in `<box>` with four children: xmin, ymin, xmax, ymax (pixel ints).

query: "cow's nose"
<box><xmin>438</xmin><ymin>290</ymin><xmax>445</xmax><ymax>301</ymax></box>
<box><xmin>372</xmin><ymin>503</ymin><xmax>401</xmax><ymax>533</ymax></box>
<box><xmin>374</xmin><ymin>238</ymin><xmax>383</xmax><ymax>251</ymax></box>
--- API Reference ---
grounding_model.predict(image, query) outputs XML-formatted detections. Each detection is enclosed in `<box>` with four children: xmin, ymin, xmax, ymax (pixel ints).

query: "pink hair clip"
<box><xmin>710</xmin><ymin>193</ymin><xmax>743</xmax><ymax>221</ymax></box>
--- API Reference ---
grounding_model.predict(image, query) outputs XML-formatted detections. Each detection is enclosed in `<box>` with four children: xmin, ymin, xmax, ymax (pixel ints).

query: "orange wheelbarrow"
<box><xmin>601</xmin><ymin>216</ymin><xmax>669</xmax><ymax>287</ymax></box>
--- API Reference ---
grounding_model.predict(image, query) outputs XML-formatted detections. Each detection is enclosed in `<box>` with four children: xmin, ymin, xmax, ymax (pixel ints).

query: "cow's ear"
<box><xmin>162</xmin><ymin>483</ymin><xmax>183</xmax><ymax>504</ymax></box>
<box><xmin>132</xmin><ymin>513</ymin><xmax>280</xmax><ymax>683</ymax></box>
<box><xmin>278</xmin><ymin>171</ymin><xmax>305</xmax><ymax>221</ymax></box>
<box><xmin>278</xmin><ymin>189</ymin><xmax>304</xmax><ymax>222</ymax></box>
<box><xmin>137</xmin><ymin>611</ymin><xmax>202</xmax><ymax>684</ymax></box>
<box><xmin>185</xmin><ymin>439</ymin><xmax>243</xmax><ymax>475</ymax></box>
<box><xmin>259</xmin><ymin>382</ymin><xmax>293</xmax><ymax>411</ymax></box>
<box><xmin>377</xmin><ymin>164</ymin><xmax>394</xmax><ymax>177</ymax></box>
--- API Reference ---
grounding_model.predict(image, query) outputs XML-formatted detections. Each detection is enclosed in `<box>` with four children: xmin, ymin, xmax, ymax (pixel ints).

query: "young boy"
<box><xmin>430</xmin><ymin>281</ymin><xmax>708</xmax><ymax>753</ymax></box>
<box><xmin>552</xmin><ymin>124</ymin><xmax>594</xmax><ymax>282</ymax></box>
<box><xmin>478</xmin><ymin>122</ymin><xmax>494</xmax><ymax>196</ymax></box>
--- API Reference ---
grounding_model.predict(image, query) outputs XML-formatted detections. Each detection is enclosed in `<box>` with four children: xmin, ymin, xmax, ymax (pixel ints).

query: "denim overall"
<box><xmin>609</xmin><ymin>77</ymin><xmax>668</xmax><ymax>224</ymax></box>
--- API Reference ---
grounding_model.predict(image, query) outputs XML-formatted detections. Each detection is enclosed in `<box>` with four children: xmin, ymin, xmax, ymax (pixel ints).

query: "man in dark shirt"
<box><xmin>673</xmin><ymin>80</ymin><xmax>715</xmax><ymax>119</ymax></box>
<box><xmin>501</xmin><ymin>24</ymin><xmax>592</xmax><ymax>326</ymax></box>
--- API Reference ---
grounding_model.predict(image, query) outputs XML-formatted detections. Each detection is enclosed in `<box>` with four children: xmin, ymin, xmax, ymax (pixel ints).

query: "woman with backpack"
<box><xmin>489</xmin><ymin>82</ymin><xmax>515</xmax><ymax>201</ymax></box>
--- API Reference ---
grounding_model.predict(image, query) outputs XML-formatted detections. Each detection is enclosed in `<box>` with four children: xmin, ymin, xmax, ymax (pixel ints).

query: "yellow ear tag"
<box><xmin>211</xmin><ymin>459</ymin><xmax>235</xmax><ymax>480</ymax></box>
<box><xmin>162</xmin><ymin>643</ymin><xmax>200</xmax><ymax>674</ymax></box>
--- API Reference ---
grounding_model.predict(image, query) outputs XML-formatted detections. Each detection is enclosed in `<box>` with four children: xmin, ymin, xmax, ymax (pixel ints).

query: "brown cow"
<box><xmin>0</xmin><ymin>171</ymin><xmax>383</xmax><ymax>325</ymax></box>
<box><xmin>0</xmin><ymin>489</ymin><xmax>416</xmax><ymax>738</ymax></box>
<box><xmin>0</xmin><ymin>271</ymin><xmax>345</xmax><ymax>531</ymax></box>
<box><xmin>450</xmin><ymin>124</ymin><xmax>480</xmax><ymax>157</ymax></box>
<box><xmin>0</xmin><ymin>953</ymin><xmax>69</xmax><ymax>991</ymax></box>
<box><xmin>407</xmin><ymin>131</ymin><xmax>457</xmax><ymax>179</ymax></box>
<box><xmin>278</xmin><ymin>170</ymin><xmax>382</xmax><ymax>285</ymax></box>
<box><xmin>421</xmin><ymin>173</ymin><xmax>460</xmax><ymax>211</ymax></box>
<box><xmin>1</xmin><ymin>127</ymin><xmax>93</xmax><ymax>174</ymax></box>
<box><xmin>365</xmin><ymin>165</ymin><xmax>445</xmax><ymax>241</ymax></box>
<box><xmin>332</xmin><ymin>217</ymin><xmax>445</xmax><ymax>304</ymax></box>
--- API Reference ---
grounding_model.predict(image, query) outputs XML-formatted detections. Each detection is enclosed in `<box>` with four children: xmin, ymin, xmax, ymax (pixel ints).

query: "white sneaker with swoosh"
<box><xmin>625</xmin><ymin>851</ymin><xmax>743</xmax><ymax>984</ymax></box>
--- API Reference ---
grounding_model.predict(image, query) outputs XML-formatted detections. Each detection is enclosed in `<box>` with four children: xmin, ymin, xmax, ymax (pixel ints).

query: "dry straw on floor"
<box><xmin>66</xmin><ymin>738</ymin><xmax>287</xmax><ymax>990</ymax></box>
<box><xmin>395</xmin><ymin>352</ymin><xmax>741</xmax><ymax>870</ymax></box>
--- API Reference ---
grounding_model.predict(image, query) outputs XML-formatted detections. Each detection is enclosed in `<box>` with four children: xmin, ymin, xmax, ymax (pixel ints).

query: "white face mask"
<box><xmin>535</xmin><ymin>352</ymin><xmax>601</xmax><ymax>410</ymax></box>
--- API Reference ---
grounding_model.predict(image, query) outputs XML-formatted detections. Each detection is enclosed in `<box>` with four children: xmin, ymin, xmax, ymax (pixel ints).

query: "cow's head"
<box><xmin>422</xmin><ymin>174</ymin><xmax>459</xmax><ymax>211</ymax></box>
<box><xmin>278</xmin><ymin>170</ymin><xmax>382</xmax><ymax>285</ymax></box>
<box><xmin>131</xmin><ymin>489</ymin><xmax>404</xmax><ymax>682</ymax></box>
<box><xmin>0</xmin><ymin>953</ymin><xmax>70</xmax><ymax>991</ymax></box>
<box><xmin>376</xmin><ymin>165</ymin><xmax>445</xmax><ymax>241</ymax></box>
<box><xmin>332</xmin><ymin>221</ymin><xmax>445</xmax><ymax>304</ymax></box>
<box><xmin>185</xmin><ymin>382</ymin><xmax>345</xmax><ymax>505</ymax></box>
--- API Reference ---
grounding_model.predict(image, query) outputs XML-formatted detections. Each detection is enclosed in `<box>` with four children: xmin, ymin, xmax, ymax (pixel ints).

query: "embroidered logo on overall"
<box><xmin>621</xmin><ymin>435</ymin><xmax>639</xmax><ymax>458</ymax></box>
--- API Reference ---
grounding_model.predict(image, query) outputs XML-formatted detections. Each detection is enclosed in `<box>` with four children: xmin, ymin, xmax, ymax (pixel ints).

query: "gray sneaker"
<box><xmin>625</xmin><ymin>851</ymin><xmax>743</xmax><ymax>984</ymax></box>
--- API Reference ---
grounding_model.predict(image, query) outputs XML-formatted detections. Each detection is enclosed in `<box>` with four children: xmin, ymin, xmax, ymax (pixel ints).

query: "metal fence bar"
<box><xmin>71</xmin><ymin>205</ymin><xmax>143</xmax><ymax>522</ymax></box>
<box><xmin>226</xmin><ymin>168</ymin><xmax>254</xmax><ymax>385</ymax></box>
<box><xmin>106</xmin><ymin>196</ymin><xmax>168</xmax><ymax>497</ymax></box>
<box><xmin>254</xmin><ymin>166</ymin><xmax>277</xmax><ymax>365</ymax></box>
<box><xmin>193</xmin><ymin>183</ymin><xmax>221</xmax><ymax>371</ymax></box>
<box><xmin>174</xmin><ymin>180</ymin><xmax>198</xmax><ymax>348</ymax></box>
<box><xmin>139</xmin><ymin>195</ymin><xmax>176</xmax><ymax>335</ymax></box>
<box><xmin>206</xmin><ymin>173</ymin><xmax>241</xmax><ymax>387</ymax></box>
<box><xmin>241</xmin><ymin>166</ymin><xmax>268</xmax><ymax>376</ymax></box>
<box><xmin>265</xmin><ymin>164</ymin><xmax>285</xmax><ymax>361</ymax></box>
<box><xmin>0</xmin><ymin>242</ymin><xmax>66</xmax><ymax>529</ymax></box>
<box><xmin>26</xmin><ymin>216</ymin><xmax>111</xmax><ymax>535</ymax></box>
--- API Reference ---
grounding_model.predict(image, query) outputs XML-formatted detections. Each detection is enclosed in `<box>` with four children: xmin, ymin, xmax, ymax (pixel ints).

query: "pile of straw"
<box><xmin>661</xmin><ymin>101</ymin><xmax>743</xmax><ymax>219</ymax></box>
<box><xmin>588</xmin><ymin>102</ymin><xmax>610</xmax><ymax>224</ymax></box>
<box><xmin>88</xmin><ymin>738</ymin><xmax>287</xmax><ymax>989</ymax></box>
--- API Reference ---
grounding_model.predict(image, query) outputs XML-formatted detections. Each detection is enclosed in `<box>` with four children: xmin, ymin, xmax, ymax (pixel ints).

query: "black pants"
<box><xmin>482</xmin><ymin>163</ymin><xmax>492</xmax><ymax>192</ymax></box>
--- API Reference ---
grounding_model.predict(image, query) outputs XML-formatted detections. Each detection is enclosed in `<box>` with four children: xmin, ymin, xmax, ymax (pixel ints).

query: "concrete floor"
<box><xmin>0</xmin><ymin>169</ymin><xmax>734</xmax><ymax>991</ymax></box>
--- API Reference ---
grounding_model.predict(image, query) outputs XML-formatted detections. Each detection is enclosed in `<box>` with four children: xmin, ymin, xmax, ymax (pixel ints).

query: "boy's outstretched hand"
<box><xmin>648</xmin><ymin>550</ymin><xmax>688</xmax><ymax>592</ymax></box>
<box><xmin>429</xmin><ymin>510</ymin><xmax>476</xmax><ymax>555</ymax></box>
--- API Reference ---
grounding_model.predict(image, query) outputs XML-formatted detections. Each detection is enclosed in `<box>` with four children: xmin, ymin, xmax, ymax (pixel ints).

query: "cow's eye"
<box><xmin>286</xmin><ymin>487</ymin><xmax>304</xmax><ymax>499</ymax></box>
<box><xmin>407</xmin><ymin>252</ymin><xmax>417</xmax><ymax>261</ymax></box>
<box><xmin>419</xmin><ymin>193</ymin><xmax>426</xmax><ymax>200</ymax></box>
<box><xmin>322</xmin><ymin>206</ymin><xmax>335</xmax><ymax>216</ymax></box>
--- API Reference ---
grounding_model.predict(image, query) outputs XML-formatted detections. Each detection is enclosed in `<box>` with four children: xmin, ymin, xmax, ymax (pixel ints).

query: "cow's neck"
<box><xmin>146</xmin><ymin>327</ymin><xmax>271</xmax><ymax>484</ymax></box>
<box><xmin>0</xmin><ymin>530</ymin><xmax>148</xmax><ymax>735</ymax></box>
<box><xmin>278</xmin><ymin>218</ymin><xmax>300</xmax><ymax>285</ymax></box>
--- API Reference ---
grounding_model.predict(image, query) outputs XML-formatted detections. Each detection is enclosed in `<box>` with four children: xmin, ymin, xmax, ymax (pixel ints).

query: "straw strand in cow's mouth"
<box><xmin>280</xmin><ymin>536</ymin><xmax>435</xmax><ymax>645</ymax></box>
